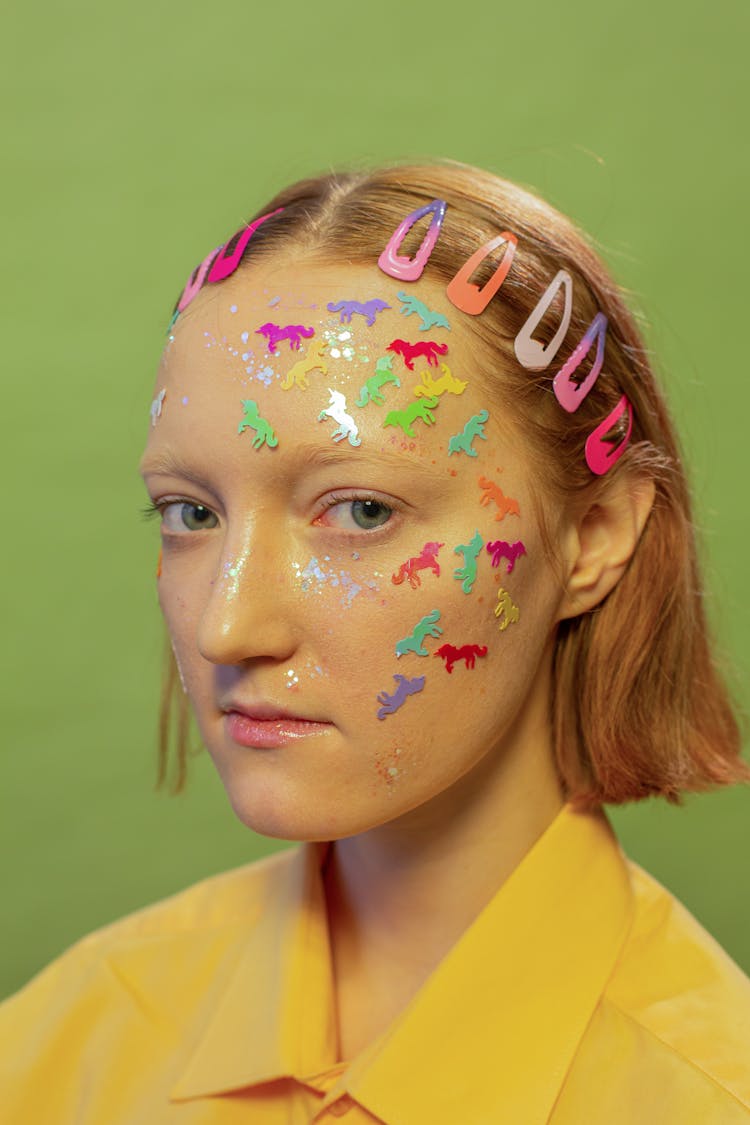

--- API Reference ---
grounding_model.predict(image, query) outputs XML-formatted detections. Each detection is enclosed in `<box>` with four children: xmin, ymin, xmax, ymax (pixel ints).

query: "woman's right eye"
<box><xmin>160</xmin><ymin>502</ymin><xmax>219</xmax><ymax>533</ymax></box>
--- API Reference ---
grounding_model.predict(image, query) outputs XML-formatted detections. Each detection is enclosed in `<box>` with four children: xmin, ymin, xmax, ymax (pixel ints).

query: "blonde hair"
<box><xmin>158</xmin><ymin>160</ymin><xmax>749</xmax><ymax>810</ymax></box>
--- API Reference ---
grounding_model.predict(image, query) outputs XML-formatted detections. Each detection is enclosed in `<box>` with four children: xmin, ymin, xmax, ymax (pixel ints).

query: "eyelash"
<box><xmin>139</xmin><ymin>493</ymin><xmax>399</xmax><ymax>533</ymax></box>
<box><xmin>315</xmin><ymin>490</ymin><xmax>396</xmax><ymax>518</ymax></box>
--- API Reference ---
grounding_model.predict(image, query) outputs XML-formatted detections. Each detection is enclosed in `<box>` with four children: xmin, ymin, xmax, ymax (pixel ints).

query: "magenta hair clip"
<box><xmin>205</xmin><ymin>207</ymin><xmax>284</xmax><ymax>284</ymax></box>
<box><xmin>378</xmin><ymin>200</ymin><xmax>447</xmax><ymax>282</ymax></box>
<box><xmin>553</xmin><ymin>313</ymin><xmax>608</xmax><ymax>413</ymax></box>
<box><xmin>514</xmin><ymin>269</ymin><xmax>573</xmax><ymax>371</ymax></box>
<box><xmin>584</xmin><ymin>394</ymin><xmax>633</xmax><ymax>475</ymax></box>
<box><xmin>446</xmin><ymin>233</ymin><xmax>518</xmax><ymax>316</ymax></box>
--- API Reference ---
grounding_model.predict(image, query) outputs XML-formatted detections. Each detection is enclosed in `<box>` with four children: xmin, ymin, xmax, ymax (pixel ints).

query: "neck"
<box><xmin>322</xmin><ymin>669</ymin><xmax>565</xmax><ymax>1057</ymax></box>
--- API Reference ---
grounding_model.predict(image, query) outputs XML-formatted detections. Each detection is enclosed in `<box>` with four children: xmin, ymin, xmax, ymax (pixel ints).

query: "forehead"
<box><xmin>143</xmin><ymin>259</ymin><xmax>528</xmax><ymax>481</ymax></box>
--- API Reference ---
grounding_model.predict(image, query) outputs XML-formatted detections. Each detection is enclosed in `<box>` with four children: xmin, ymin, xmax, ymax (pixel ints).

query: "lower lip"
<box><xmin>225</xmin><ymin>712</ymin><xmax>334</xmax><ymax>749</ymax></box>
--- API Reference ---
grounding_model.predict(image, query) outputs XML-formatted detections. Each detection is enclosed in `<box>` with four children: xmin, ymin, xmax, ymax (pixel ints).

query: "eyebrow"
<box><xmin>139</xmin><ymin>443</ymin><xmax>442</xmax><ymax>484</ymax></box>
<box><xmin>295</xmin><ymin>442</ymin><xmax>442</xmax><ymax>479</ymax></box>
<box><xmin>139</xmin><ymin>450</ymin><xmax>218</xmax><ymax>489</ymax></box>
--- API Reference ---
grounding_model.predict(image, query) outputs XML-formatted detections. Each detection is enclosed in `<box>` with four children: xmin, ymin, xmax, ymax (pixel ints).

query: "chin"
<box><xmin>220</xmin><ymin>777</ymin><xmax>357</xmax><ymax>844</ymax></box>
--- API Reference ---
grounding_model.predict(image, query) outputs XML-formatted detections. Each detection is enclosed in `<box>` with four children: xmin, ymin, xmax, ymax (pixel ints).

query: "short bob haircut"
<box><xmin>157</xmin><ymin>160</ymin><xmax>749</xmax><ymax>811</ymax></box>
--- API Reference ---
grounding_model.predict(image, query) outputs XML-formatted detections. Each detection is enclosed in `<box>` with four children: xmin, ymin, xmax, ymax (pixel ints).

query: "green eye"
<box><xmin>163</xmin><ymin>502</ymin><xmax>218</xmax><ymax>533</ymax></box>
<box><xmin>350</xmin><ymin>499</ymin><xmax>392</xmax><ymax>530</ymax></box>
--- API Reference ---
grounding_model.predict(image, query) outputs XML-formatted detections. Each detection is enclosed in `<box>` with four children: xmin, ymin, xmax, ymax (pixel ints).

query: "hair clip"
<box><xmin>177</xmin><ymin>248</ymin><xmax>221</xmax><ymax>313</ymax></box>
<box><xmin>446</xmin><ymin>233</ymin><xmax>518</xmax><ymax>315</ymax></box>
<box><xmin>378</xmin><ymin>200</ymin><xmax>447</xmax><ymax>282</ymax></box>
<box><xmin>553</xmin><ymin>313</ymin><xmax>608</xmax><ymax>412</ymax></box>
<box><xmin>206</xmin><ymin>207</ymin><xmax>284</xmax><ymax>283</ymax></box>
<box><xmin>514</xmin><ymin>269</ymin><xmax>573</xmax><ymax>371</ymax></box>
<box><xmin>584</xmin><ymin>394</ymin><xmax>633</xmax><ymax>475</ymax></box>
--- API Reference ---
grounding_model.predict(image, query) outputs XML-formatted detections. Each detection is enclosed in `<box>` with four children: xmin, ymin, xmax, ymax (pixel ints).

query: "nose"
<box><xmin>197</xmin><ymin>535</ymin><xmax>299</xmax><ymax>666</ymax></box>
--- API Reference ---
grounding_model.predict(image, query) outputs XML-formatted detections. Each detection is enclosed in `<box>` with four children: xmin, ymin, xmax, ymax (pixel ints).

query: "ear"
<box><xmin>558</xmin><ymin>473</ymin><xmax>656</xmax><ymax>621</ymax></box>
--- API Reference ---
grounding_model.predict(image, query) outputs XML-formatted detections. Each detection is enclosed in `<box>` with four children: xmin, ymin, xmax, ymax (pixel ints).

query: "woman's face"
<box><xmin>140</xmin><ymin>260</ymin><xmax>571</xmax><ymax>840</ymax></box>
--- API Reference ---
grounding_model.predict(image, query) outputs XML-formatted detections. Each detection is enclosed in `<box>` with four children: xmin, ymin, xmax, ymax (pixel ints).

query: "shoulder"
<box><xmin>601</xmin><ymin>858</ymin><xmax>750</xmax><ymax>1112</ymax></box>
<box><xmin>73</xmin><ymin>844</ymin><xmax>297</xmax><ymax>950</ymax></box>
<box><xmin>0</xmin><ymin>846</ymin><xmax>301</xmax><ymax>1121</ymax></box>
<box><xmin>0</xmin><ymin>844</ymin><xmax>297</xmax><ymax>1020</ymax></box>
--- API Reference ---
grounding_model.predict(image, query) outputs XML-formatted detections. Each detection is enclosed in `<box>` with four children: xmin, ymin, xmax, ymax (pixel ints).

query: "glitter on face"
<box><xmin>222</xmin><ymin>555</ymin><xmax>247</xmax><ymax>600</ymax></box>
<box><xmin>293</xmin><ymin>556</ymin><xmax>365</xmax><ymax>607</ymax></box>
<box><xmin>182</xmin><ymin>396</ymin><xmax>189</xmax><ymax>405</ymax></box>
<box><xmin>170</xmin><ymin>639</ymin><xmax>189</xmax><ymax>695</ymax></box>
<box><xmin>375</xmin><ymin>746</ymin><xmax>405</xmax><ymax>791</ymax></box>
<box><xmin>230</xmin><ymin>304</ymin><xmax>238</xmax><ymax>314</ymax></box>
<box><xmin>285</xmin><ymin>668</ymin><xmax>300</xmax><ymax>689</ymax></box>
<box><xmin>321</xmin><ymin>322</ymin><xmax>368</xmax><ymax>366</ymax></box>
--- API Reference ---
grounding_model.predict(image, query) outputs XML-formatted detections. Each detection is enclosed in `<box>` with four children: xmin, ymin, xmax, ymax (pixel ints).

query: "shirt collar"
<box><xmin>346</xmin><ymin>804</ymin><xmax>634</xmax><ymax>1125</ymax></box>
<box><xmin>112</xmin><ymin>804</ymin><xmax>634</xmax><ymax>1122</ymax></box>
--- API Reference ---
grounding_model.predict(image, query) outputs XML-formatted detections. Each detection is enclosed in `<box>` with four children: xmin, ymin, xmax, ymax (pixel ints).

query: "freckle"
<box><xmin>478</xmin><ymin>596</ymin><xmax>484</xmax><ymax>604</ymax></box>
<box><xmin>448</xmin><ymin>469</ymin><xmax>458</xmax><ymax>477</ymax></box>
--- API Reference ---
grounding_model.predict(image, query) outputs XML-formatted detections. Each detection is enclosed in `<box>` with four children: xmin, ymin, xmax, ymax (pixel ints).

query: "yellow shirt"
<box><xmin>2</xmin><ymin>803</ymin><xmax>750</xmax><ymax>1124</ymax></box>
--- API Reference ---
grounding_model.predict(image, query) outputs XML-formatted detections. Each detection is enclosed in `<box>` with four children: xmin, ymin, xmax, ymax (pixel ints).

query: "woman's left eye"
<box><xmin>165</xmin><ymin>502</ymin><xmax>218</xmax><ymax>532</ymax></box>
<box><xmin>315</xmin><ymin>497</ymin><xmax>394</xmax><ymax>532</ymax></box>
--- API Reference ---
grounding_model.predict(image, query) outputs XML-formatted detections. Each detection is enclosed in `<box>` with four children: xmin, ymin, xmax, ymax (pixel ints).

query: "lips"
<box><xmin>222</xmin><ymin>700</ymin><xmax>333</xmax><ymax>749</ymax></box>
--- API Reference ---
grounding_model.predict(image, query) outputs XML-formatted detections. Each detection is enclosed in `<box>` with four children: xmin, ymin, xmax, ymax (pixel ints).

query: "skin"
<box><xmin>140</xmin><ymin>259</ymin><xmax>654</xmax><ymax>1059</ymax></box>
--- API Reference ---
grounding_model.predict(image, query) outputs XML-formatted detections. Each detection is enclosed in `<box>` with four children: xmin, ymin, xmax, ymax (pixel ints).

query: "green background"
<box><xmin>2</xmin><ymin>0</ymin><xmax>748</xmax><ymax>999</ymax></box>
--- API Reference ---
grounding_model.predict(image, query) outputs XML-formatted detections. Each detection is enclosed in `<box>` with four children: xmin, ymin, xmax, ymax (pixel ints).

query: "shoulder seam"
<box><xmin>605</xmin><ymin>997</ymin><xmax>750</xmax><ymax>1113</ymax></box>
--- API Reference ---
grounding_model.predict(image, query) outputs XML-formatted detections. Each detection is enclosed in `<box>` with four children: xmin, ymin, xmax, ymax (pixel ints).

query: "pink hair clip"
<box><xmin>174</xmin><ymin>208</ymin><xmax>285</xmax><ymax>316</ymax></box>
<box><xmin>584</xmin><ymin>394</ymin><xmax>633</xmax><ymax>475</ymax></box>
<box><xmin>378</xmin><ymin>200</ymin><xmax>447</xmax><ymax>282</ymax></box>
<box><xmin>514</xmin><ymin>269</ymin><xmax>573</xmax><ymax>371</ymax></box>
<box><xmin>553</xmin><ymin>313</ymin><xmax>608</xmax><ymax>412</ymax></box>
<box><xmin>206</xmin><ymin>207</ymin><xmax>284</xmax><ymax>283</ymax></box>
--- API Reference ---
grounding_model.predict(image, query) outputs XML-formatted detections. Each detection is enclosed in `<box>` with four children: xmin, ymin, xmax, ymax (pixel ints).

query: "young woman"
<box><xmin>2</xmin><ymin>162</ymin><xmax>749</xmax><ymax>1123</ymax></box>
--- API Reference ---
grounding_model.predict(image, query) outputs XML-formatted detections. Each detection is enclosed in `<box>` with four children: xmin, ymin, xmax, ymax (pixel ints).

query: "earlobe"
<box><xmin>558</xmin><ymin>474</ymin><xmax>656</xmax><ymax>620</ymax></box>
